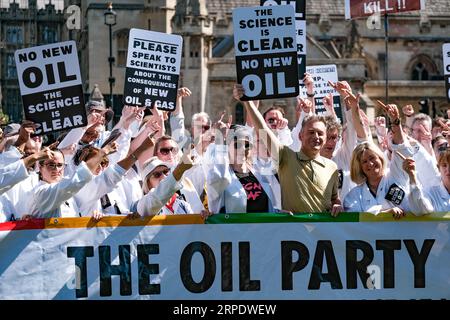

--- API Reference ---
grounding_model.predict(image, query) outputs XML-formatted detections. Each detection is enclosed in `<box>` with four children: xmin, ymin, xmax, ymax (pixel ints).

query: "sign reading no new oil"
<box><xmin>15</xmin><ymin>41</ymin><xmax>86</xmax><ymax>135</ymax></box>
<box><xmin>233</xmin><ymin>5</ymin><xmax>299</xmax><ymax>101</ymax></box>
<box><xmin>124</xmin><ymin>29</ymin><xmax>182</xmax><ymax>111</ymax></box>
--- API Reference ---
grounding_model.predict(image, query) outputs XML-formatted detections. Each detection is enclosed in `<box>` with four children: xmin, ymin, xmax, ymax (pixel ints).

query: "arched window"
<box><xmin>115</xmin><ymin>29</ymin><xmax>129</xmax><ymax>67</ymax></box>
<box><xmin>412</xmin><ymin>62</ymin><xmax>429</xmax><ymax>80</ymax></box>
<box><xmin>408</xmin><ymin>54</ymin><xmax>437</xmax><ymax>81</ymax></box>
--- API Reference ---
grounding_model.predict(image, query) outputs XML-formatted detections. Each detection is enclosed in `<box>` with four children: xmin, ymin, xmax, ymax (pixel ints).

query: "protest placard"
<box><xmin>233</xmin><ymin>5</ymin><xmax>299</xmax><ymax>101</ymax></box>
<box><xmin>15</xmin><ymin>41</ymin><xmax>86</xmax><ymax>135</ymax></box>
<box><xmin>345</xmin><ymin>0</ymin><xmax>425</xmax><ymax>19</ymax></box>
<box><xmin>260</xmin><ymin>0</ymin><xmax>306</xmax><ymax>87</ymax></box>
<box><xmin>299</xmin><ymin>64</ymin><xmax>343</xmax><ymax>122</ymax></box>
<box><xmin>443</xmin><ymin>43</ymin><xmax>450</xmax><ymax>103</ymax></box>
<box><xmin>124</xmin><ymin>29</ymin><xmax>182</xmax><ymax>111</ymax></box>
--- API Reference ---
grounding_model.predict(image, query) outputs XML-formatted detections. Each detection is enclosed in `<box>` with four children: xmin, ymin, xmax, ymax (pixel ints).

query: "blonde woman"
<box><xmin>343</xmin><ymin>102</ymin><xmax>413</xmax><ymax>218</ymax></box>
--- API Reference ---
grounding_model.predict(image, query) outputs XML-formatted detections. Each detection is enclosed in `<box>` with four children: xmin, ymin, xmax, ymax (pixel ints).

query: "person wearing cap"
<box><xmin>0</xmin><ymin>121</ymin><xmax>46</xmax><ymax>219</ymax></box>
<box><xmin>135</xmin><ymin>152</ymin><xmax>195</xmax><ymax>216</ymax></box>
<box><xmin>204</xmin><ymin>124</ymin><xmax>280</xmax><ymax>214</ymax></box>
<box><xmin>0</xmin><ymin>123</ymin><xmax>21</xmax><ymax>155</ymax></box>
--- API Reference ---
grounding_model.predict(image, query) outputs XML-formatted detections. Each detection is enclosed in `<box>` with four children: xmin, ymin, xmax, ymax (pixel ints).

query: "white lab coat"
<box><xmin>74</xmin><ymin>163</ymin><xmax>127</xmax><ymax>216</ymax></box>
<box><xmin>407</xmin><ymin>141</ymin><xmax>441</xmax><ymax>190</ymax></box>
<box><xmin>0</xmin><ymin>160</ymin><xmax>29</xmax><ymax>195</ymax></box>
<box><xmin>408</xmin><ymin>182</ymin><xmax>450</xmax><ymax>213</ymax></box>
<box><xmin>136</xmin><ymin>173</ymin><xmax>193</xmax><ymax>216</ymax></box>
<box><xmin>0</xmin><ymin>194</ymin><xmax>15</xmax><ymax>222</ymax></box>
<box><xmin>204</xmin><ymin>143</ymin><xmax>279</xmax><ymax>214</ymax></box>
<box><xmin>344</xmin><ymin>143</ymin><xmax>413</xmax><ymax>214</ymax></box>
<box><xmin>30</xmin><ymin>162</ymin><xmax>93</xmax><ymax>218</ymax></box>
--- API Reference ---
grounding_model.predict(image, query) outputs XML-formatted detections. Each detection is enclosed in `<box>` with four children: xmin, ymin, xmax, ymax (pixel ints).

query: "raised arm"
<box><xmin>233</xmin><ymin>84</ymin><xmax>280</xmax><ymax>161</ymax></box>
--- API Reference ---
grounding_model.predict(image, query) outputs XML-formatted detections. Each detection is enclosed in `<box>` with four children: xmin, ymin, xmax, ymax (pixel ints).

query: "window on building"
<box><xmin>6</xmin><ymin>53</ymin><xmax>17</xmax><ymax>79</ymax></box>
<box><xmin>116</xmin><ymin>29</ymin><xmax>129</xmax><ymax>67</ymax></box>
<box><xmin>4</xmin><ymin>89</ymin><xmax>22</xmax><ymax>122</ymax></box>
<box><xmin>37</xmin><ymin>0</ymin><xmax>64</xmax><ymax>11</ymax></box>
<box><xmin>5</xmin><ymin>26</ymin><xmax>23</xmax><ymax>44</ymax></box>
<box><xmin>41</xmin><ymin>26</ymin><xmax>58</xmax><ymax>44</ymax></box>
<box><xmin>148</xmin><ymin>19</ymin><xmax>152</xmax><ymax>30</ymax></box>
<box><xmin>0</xmin><ymin>0</ymin><xmax>27</xmax><ymax>9</ymax></box>
<box><xmin>412</xmin><ymin>62</ymin><xmax>429</xmax><ymax>81</ymax></box>
<box><xmin>235</xmin><ymin>103</ymin><xmax>245</xmax><ymax>125</ymax></box>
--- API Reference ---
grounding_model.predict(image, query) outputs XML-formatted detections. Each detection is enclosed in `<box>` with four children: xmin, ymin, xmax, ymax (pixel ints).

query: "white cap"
<box><xmin>140</xmin><ymin>156</ymin><xmax>171</xmax><ymax>181</ymax></box>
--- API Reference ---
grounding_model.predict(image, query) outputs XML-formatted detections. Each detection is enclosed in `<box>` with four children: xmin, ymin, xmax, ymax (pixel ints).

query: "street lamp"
<box><xmin>104</xmin><ymin>2</ymin><xmax>116</xmax><ymax>113</ymax></box>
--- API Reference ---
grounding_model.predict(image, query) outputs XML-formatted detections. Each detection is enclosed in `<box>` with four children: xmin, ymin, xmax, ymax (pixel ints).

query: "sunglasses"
<box><xmin>158</xmin><ymin>147</ymin><xmax>177</xmax><ymax>155</ymax></box>
<box><xmin>150</xmin><ymin>168</ymin><xmax>170</xmax><ymax>179</ymax></box>
<box><xmin>202</xmin><ymin>125</ymin><xmax>211</xmax><ymax>132</ymax></box>
<box><xmin>45</xmin><ymin>162</ymin><xmax>65</xmax><ymax>170</ymax></box>
<box><xmin>267</xmin><ymin>118</ymin><xmax>277</xmax><ymax>124</ymax></box>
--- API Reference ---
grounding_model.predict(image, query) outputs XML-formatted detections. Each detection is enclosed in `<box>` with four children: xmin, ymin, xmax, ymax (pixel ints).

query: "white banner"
<box><xmin>299</xmin><ymin>64</ymin><xmax>343</xmax><ymax>121</ymax></box>
<box><xmin>1</xmin><ymin>216</ymin><xmax>449</xmax><ymax>300</ymax></box>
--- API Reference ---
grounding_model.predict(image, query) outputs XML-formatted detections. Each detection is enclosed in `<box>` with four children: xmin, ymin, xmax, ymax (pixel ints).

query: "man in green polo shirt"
<box><xmin>234</xmin><ymin>85</ymin><xmax>342</xmax><ymax>215</ymax></box>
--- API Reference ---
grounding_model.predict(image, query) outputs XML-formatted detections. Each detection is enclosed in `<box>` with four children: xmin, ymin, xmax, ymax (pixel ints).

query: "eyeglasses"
<box><xmin>150</xmin><ymin>168</ymin><xmax>170</xmax><ymax>179</ymax></box>
<box><xmin>45</xmin><ymin>162</ymin><xmax>65</xmax><ymax>170</ymax></box>
<box><xmin>267</xmin><ymin>118</ymin><xmax>277</xmax><ymax>124</ymax></box>
<box><xmin>158</xmin><ymin>147</ymin><xmax>177</xmax><ymax>155</ymax></box>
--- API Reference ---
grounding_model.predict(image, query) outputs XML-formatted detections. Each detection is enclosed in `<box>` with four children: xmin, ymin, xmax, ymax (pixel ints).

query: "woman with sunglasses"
<box><xmin>204</xmin><ymin>125</ymin><xmax>279</xmax><ymax>214</ymax></box>
<box><xmin>29</xmin><ymin>144</ymin><xmax>117</xmax><ymax>219</ymax></box>
<box><xmin>405</xmin><ymin>148</ymin><xmax>450</xmax><ymax>213</ymax></box>
<box><xmin>135</xmin><ymin>151</ymin><xmax>196</xmax><ymax>216</ymax></box>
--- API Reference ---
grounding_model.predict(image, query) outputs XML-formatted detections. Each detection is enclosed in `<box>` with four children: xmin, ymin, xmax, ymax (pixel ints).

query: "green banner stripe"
<box><xmin>206</xmin><ymin>212</ymin><xmax>450</xmax><ymax>224</ymax></box>
<box><xmin>206</xmin><ymin>212</ymin><xmax>360</xmax><ymax>224</ymax></box>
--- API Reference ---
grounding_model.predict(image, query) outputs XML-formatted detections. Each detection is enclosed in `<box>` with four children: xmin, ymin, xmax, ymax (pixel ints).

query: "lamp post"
<box><xmin>104</xmin><ymin>2</ymin><xmax>116</xmax><ymax>113</ymax></box>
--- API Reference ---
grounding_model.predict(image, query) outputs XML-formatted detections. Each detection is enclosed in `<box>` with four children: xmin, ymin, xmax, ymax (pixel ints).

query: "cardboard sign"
<box><xmin>444</xmin><ymin>43</ymin><xmax>450</xmax><ymax>103</ymax></box>
<box><xmin>124</xmin><ymin>29</ymin><xmax>182</xmax><ymax>111</ymax></box>
<box><xmin>345</xmin><ymin>0</ymin><xmax>425</xmax><ymax>19</ymax></box>
<box><xmin>298</xmin><ymin>64</ymin><xmax>343</xmax><ymax>122</ymax></box>
<box><xmin>260</xmin><ymin>0</ymin><xmax>306</xmax><ymax>86</ymax></box>
<box><xmin>233</xmin><ymin>5</ymin><xmax>299</xmax><ymax>101</ymax></box>
<box><xmin>15</xmin><ymin>41</ymin><xmax>86</xmax><ymax>135</ymax></box>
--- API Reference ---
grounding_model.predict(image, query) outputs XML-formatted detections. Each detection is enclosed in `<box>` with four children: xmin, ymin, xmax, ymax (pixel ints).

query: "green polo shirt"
<box><xmin>277</xmin><ymin>145</ymin><xmax>339</xmax><ymax>213</ymax></box>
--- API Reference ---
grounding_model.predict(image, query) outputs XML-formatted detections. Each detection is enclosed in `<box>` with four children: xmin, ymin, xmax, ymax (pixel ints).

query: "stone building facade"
<box><xmin>0</xmin><ymin>0</ymin><xmax>65</xmax><ymax>122</ymax></box>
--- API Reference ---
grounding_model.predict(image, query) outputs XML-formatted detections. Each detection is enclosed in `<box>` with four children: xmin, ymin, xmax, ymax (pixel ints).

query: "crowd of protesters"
<box><xmin>1</xmin><ymin>74</ymin><xmax>449</xmax><ymax>222</ymax></box>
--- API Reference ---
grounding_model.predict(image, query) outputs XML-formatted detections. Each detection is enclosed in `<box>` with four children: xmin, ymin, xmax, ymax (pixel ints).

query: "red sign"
<box><xmin>345</xmin><ymin>0</ymin><xmax>424</xmax><ymax>19</ymax></box>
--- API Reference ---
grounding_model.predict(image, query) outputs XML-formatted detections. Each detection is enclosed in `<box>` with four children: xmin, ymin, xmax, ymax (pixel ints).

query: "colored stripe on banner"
<box><xmin>0</xmin><ymin>215</ymin><xmax>204</xmax><ymax>231</ymax></box>
<box><xmin>205</xmin><ymin>212</ymin><xmax>360</xmax><ymax>224</ymax></box>
<box><xmin>0</xmin><ymin>218</ymin><xmax>45</xmax><ymax>231</ymax></box>
<box><xmin>359</xmin><ymin>212</ymin><xmax>450</xmax><ymax>222</ymax></box>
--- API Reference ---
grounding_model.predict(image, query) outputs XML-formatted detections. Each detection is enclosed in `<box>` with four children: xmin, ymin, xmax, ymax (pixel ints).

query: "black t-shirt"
<box><xmin>235</xmin><ymin>171</ymin><xmax>269</xmax><ymax>213</ymax></box>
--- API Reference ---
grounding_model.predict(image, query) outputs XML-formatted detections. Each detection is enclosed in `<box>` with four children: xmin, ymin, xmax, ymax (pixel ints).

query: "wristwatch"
<box><xmin>306</xmin><ymin>92</ymin><xmax>315</xmax><ymax>98</ymax></box>
<box><xmin>393</xmin><ymin>118</ymin><xmax>401</xmax><ymax>126</ymax></box>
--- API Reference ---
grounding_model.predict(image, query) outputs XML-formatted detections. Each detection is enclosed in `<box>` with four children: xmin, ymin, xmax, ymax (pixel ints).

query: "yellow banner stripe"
<box><xmin>359</xmin><ymin>212</ymin><xmax>450</xmax><ymax>222</ymax></box>
<box><xmin>44</xmin><ymin>215</ymin><xmax>205</xmax><ymax>229</ymax></box>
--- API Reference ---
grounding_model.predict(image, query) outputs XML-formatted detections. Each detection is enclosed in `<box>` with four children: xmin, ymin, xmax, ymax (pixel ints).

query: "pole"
<box><xmin>109</xmin><ymin>24</ymin><xmax>113</xmax><ymax>110</ymax></box>
<box><xmin>384</xmin><ymin>12</ymin><xmax>389</xmax><ymax>104</ymax></box>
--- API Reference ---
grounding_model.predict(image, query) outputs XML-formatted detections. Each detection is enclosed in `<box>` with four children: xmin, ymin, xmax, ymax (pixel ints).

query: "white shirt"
<box><xmin>74</xmin><ymin>163</ymin><xmax>127</xmax><ymax>216</ymax></box>
<box><xmin>409</xmin><ymin>182</ymin><xmax>450</xmax><ymax>213</ymax></box>
<box><xmin>0</xmin><ymin>160</ymin><xmax>29</xmax><ymax>195</ymax></box>
<box><xmin>344</xmin><ymin>144</ymin><xmax>413</xmax><ymax>214</ymax></box>
<box><xmin>408</xmin><ymin>141</ymin><xmax>441</xmax><ymax>190</ymax></box>
<box><xmin>136</xmin><ymin>173</ymin><xmax>192</xmax><ymax>216</ymax></box>
<box><xmin>30</xmin><ymin>162</ymin><xmax>93</xmax><ymax>218</ymax></box>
